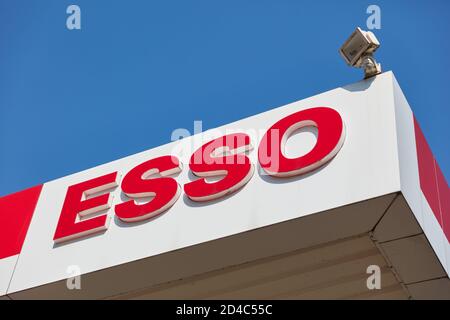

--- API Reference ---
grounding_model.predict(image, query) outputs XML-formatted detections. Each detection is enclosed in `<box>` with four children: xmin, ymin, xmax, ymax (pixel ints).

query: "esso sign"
<box><xmin>53</xmin><ymin>107</ymin><xmax>345</xmax><ymax>244</ymax></box>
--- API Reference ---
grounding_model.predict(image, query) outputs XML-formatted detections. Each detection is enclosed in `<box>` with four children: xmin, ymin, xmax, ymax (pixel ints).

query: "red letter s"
<box><xmin>115</xmin><ymin>156</ymin><xmax>182</xmax><ymax>222</ymax></box>
<box><xmin>184</xmin><ymin>133</ymin><xmax>254</xmax><ymax>201</ymax></box>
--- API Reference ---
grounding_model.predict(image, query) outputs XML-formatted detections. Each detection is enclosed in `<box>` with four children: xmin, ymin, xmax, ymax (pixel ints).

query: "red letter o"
<box><xmin>258</xmin><ymin>107</ymin><xmax>345</xmax><ymax>177</ymax></box>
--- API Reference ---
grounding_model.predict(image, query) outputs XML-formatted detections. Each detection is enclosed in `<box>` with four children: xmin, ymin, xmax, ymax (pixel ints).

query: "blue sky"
<box><xmin>1</xmin><ymin>0</ymin><xmax>449</xmax><ymax>196</ymax></box>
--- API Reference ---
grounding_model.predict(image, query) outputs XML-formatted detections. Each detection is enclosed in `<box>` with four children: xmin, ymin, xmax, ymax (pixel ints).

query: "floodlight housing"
<box><xmin>339</xmin><ymin>27</ymin><xmax>382</xmax><ymax>79</ymax></box>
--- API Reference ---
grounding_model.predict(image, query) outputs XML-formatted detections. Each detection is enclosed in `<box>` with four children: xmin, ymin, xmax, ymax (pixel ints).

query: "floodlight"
<box><xmin>339</xmin><ymin>27</ymin><xmax>382</xmax><ymax>79</ymax></box>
